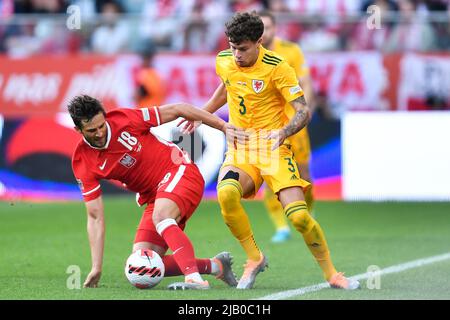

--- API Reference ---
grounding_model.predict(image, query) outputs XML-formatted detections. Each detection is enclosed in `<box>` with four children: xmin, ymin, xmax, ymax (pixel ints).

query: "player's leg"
<box><xmin>134</xmin><ymin>229</ymin><xmax>236</xmax><ymax>286</ymax></box>
<box><xmin>293</xmin><ymin>128</ymin><xmax>314</xmax><ymax>213</ymax></box>
<box><xmin>155</xmin><ymin>164</ymin><xmax>237</xmax><ymax>289</ymax></box>
<box><xmin>152</xmin><ymin>197</ymin><xmax>210</xmax><ymax>289</ymax></box>
<box><xmin>278</xmin><ymin>187</ymin><xmax>359</xmax><ymax>289</ymax></box>
<box><xmin>297</xmin><ymin>162</ymin><xmax>314</xmax><ymax>213</ymax></box>
<box><xmin>263</xmin><ymin>186</ymin><xmax>291</xmax><ymax>243</ymax></box>
<box><xmin>217</xmin><ymin>165</ymin><xmax>268</xmax><ymax>289</ymax></box>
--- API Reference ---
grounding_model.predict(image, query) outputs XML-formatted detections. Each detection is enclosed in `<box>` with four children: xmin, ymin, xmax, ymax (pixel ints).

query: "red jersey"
<box><xmin>72</xmin><ymin>107</ymin><xmax>192</xmax><ymax>205</ymax></box>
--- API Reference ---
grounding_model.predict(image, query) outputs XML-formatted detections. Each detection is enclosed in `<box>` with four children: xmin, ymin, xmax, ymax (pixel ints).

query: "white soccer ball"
<box><xmin>125</xmin><ymin>249</ymin><xmax>165</xmax><ymax>289</ymax></box>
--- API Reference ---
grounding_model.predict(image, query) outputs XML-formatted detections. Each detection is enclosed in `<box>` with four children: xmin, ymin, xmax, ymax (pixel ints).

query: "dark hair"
<box><xmin>258</xmin><ymin>10</ymin><xmax>276</xmax><ymax>25</ymax></box>
<box><xmin>225</xmin><ymin>11</ymin><xmax>264</xmax><ymax>44</ymax></box>
<box><xmin>68</xmin><ymin>95</ymin><xmax>106</xmax><ymax>129</ymax></box>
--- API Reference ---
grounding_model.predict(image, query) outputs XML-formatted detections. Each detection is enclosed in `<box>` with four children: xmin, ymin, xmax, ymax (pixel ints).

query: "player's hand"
<box><xmin>265</xmin><ymin>129</ymin><xmax>287</xmax><ymax>150</ymax></box>
<box><xmin>223</xmin><ymin>123</ymin><xmax>249</xmax><ymax>146</ymax></box>
<box><xmin>177</xmin><ymin>118</ymin><xmax>201</xmax><ymax>134</ymax></box>
<box><xmin>83</xmin><ymin>269</ymin><xmax>102</xmax><ymax>288</ymax></box>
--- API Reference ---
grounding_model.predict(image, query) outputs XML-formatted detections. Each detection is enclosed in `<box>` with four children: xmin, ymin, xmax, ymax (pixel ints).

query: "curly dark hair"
<box><xmin>225</xmin><ymin>11</ymin><xmax>264</xmax><ymax>44</ymax></box>
<box><xmin>68</xmin><ymin>95</ymin><xmax>106</xmax><ymax>129</ymax></box>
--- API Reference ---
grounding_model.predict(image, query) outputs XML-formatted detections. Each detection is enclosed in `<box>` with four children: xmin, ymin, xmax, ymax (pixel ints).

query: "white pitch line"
<box><xmin>255</xmin><ymin>252</ymin><xmax>450</xmax><ymax>300</ymax></box>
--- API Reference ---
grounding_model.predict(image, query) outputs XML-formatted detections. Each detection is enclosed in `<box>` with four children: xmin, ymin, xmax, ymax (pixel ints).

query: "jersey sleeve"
<box><xmin>120</xmin><ymin>107</ymin><xmax>162</xmax><ymax>133</ymax></box>
<box><xmin>273</xmin><ymin>61</ymin><xmax>304</xmax><ymax>103</ymax></box>
<box><xmin>72</xmin><ymin>152</ymin><xmax>102</xmax><ymax>202</ymax></box>
<box><xmin>215</xmin><ymin>57</ymin><xmax>226</xmax><ymax>83</ymax></box>
<box><xmin>294</xmin><ymin>46</ymin><xmax>310</xmax><ymax>79</ymax></box>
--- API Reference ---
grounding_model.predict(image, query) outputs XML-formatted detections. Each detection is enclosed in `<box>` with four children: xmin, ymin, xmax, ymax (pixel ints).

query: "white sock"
<box><xmin>210</xmin><ymin>259</ymin><xmax>220</xmax><ymax>275</ymax></box>
<box><xmin>185</xmin><ymin>272</ymin><xmax>204</xmax><ymax>283</ymax></box>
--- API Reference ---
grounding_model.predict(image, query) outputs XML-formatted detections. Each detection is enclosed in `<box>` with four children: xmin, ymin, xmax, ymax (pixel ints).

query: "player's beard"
<box><xmin>86</xmin><ymin>135</ymin><xmax>106</xmax><ymax>148</ymax></box>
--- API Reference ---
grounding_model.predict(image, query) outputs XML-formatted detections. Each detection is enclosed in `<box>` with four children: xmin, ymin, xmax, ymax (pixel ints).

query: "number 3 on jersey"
<box><xmin>118</xmin><ymin>131</ymin><xmax>137</xmax><ymax>151</ymax></box>
<box><xmin>238</xmin><ymin>96</ymin><xmax>246</xmax><ymax>115</ymax></box>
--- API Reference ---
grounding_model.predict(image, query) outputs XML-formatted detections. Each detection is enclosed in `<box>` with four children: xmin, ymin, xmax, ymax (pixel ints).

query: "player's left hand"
<box><xmin>83</xmin><ymin>269</ymin><xmax>102</xmax><ymax>288</ymax></box>
<box><xmin>223</xmin><ymin>123</ymin><xmax>249</xmax><ymax>146</ymax></box>
<box><xmin>265</xmin><ymin>129</ymin><xmax>287</xmax><ymax>150</ymax></box>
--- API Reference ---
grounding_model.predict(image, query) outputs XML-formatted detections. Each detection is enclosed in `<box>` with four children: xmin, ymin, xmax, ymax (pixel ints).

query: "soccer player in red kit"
<box><xmin>69</xmin><ymin>95</ymin><xmax>242</xmax><ymax>290</ymax></box>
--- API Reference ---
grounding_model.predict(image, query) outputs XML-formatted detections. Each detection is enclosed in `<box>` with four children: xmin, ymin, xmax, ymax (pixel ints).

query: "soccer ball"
<box><xmin>124</xmin><ymin>249</ymin><xmax>165</xmax><ymax>289</ymax></box>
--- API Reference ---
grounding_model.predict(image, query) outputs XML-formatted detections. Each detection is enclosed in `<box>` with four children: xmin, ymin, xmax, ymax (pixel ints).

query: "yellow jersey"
<box><xmin>272</xmin><ymin>37</ymin><xmax>309</xmax><ymax>79</ymax></box>
<box><xmin>272</xmin><ymin>37</ymin><xmax>309</xmax><ymax>119</ymax></box>
<box><xmin>216</xmin><ymin>46</ymin><xmax>303</xmax><ymax>131</ymax></box>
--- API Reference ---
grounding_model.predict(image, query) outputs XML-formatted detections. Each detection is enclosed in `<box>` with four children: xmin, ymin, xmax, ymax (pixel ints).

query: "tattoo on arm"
<box><xmin>283</xmin><ymin>95</ymin><xmax>310</xmax><ymax>137</ymax></box>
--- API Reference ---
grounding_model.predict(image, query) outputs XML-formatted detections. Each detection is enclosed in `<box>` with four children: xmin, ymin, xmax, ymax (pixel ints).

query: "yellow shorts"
<box><xmin>221</xmin><ymin>143</ymin><xmax>310</xmax><ymax>198</ymax></box>
<box><xmin>289</xmin><ymin>127</ymin><xmax>311</xmax><ymax>165</ymax></box>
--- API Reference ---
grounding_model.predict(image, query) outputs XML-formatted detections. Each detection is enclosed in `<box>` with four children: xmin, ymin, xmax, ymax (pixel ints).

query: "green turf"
<box><xmin>1</xmin><ymin>198</ymin><xmax>449</xmax><ymax>300</ymax></box>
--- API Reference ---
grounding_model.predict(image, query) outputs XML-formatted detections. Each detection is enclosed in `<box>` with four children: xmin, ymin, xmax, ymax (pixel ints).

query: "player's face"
<box><xmin>229</xmin><ymin>39</ymin><xmax>262</xmax><ymax>67</ymax></box>
<box><xmin>78</xmin><ymin>112</ymin><xmax>108</xmax><ymax>148</ymax></box>
<box><xmin>261</xmin><ymin>16</ymin><xmax>276</xmax><ymax>48</ymax></box>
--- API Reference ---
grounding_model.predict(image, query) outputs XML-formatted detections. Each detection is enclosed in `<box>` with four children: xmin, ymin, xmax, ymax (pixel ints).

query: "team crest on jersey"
<box><xmin>119</xmin><ymin>153</ymin><xmax>136</xmax><ymax>168</ymax></box>
<box><xmin>252</xmin><ymin>80</ymin><xmax>264</xmax><ymax>93</ymax></box>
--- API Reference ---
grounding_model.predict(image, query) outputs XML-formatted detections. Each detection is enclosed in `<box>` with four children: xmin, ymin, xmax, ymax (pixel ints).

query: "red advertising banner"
<box><xmin>1</xmin><ymin>52</ymin><xmax>449</xmax><ymax>118</ymax></box>
<box><xmin>0</xmin><ymin>55</ymin><xmax>121</xmax><ymax>118</ymax></box>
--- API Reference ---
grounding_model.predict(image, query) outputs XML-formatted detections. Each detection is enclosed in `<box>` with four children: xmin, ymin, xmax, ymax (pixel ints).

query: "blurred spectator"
<box><xmin>360</xmin><ymin>0</ymin><xmax>398</xmax><ymax>11</ymax></box>
<box><xmin>139</xmin><ymin>0</ymin><xmax>194</xmax><ymax>51</ymax></box>
<box><xmin>182</xmin><ymin>1</ymin><xmax>208</xmax><ymax>52</ymax></box>
<box><xmin>299</xmin><ymin>15</ymin><xmax>340</xmax><ymax>52</ymax></box>
<box><xmin>384</xmin><ymin>0</ymin><xmax>437</xmax><ymax>52</ymax></box>
<box><xmin>1</xmin><ymin>22</ymin><xmax>41</xmax><ymax>57</ymax></box>
<box><xmin>133</xmin><ymin>41</ymin><xmax>166</xmax><ymax>107</ymax></box>
<box><xmin>91</xmin><ymin>1</ymin><xmax>130</xmax><ymax>54</ymax></box>
<box><xmin>349</xmin><ymin>0</ymin><xmax>395</xmax><ymax>50</ymax></box>
<box><xmin>1</xmin><ymin>0</ymin><xmax>14</xmax><ymax>17</ymax></box>
<box><xmin>230</xmin><ymin>0</ymin><xmax>264</xmax><ymax>12</ymax></box>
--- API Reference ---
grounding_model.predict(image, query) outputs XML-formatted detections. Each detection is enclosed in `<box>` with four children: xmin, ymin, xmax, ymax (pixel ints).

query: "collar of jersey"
<box><xmin>234</xmin><ymin>45</ymin><xmax>264</xmax><ymax>72</ymax></box>
<box><xmin>83</xmin><ymin>121</ymin><xmax>112</xmax><ymax>150</ymax></box>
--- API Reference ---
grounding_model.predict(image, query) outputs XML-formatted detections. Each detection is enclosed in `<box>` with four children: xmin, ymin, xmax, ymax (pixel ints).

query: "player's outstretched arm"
<box><xmin>267</xmin><ymin>95</ymin><xmax>311</xmax><ymax>150</ymax></box>
<box><xmin>177</xmin><ymin>82</ymin><xmax>227</xmax><ymax>134</ymax></box>
<box><xmin>83</xmin><ymin>196</ymin><xmax>105</xmax><ymax>288</ymax></box>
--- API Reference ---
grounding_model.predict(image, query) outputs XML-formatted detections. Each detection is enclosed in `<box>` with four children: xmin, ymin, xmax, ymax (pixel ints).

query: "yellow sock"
<box><xmin>285</xmin><ymin>200</ymin><xmax>337</xmax><ymax>280</ymax></box>
<box><xmin>217</xmin><ymin>179</ymin><xmax>261</xmax><ymax>261</ymax></box>
<box><xmin>264</xmin><ymin>187</ymin><xmax>289</xmax><ymax>231</ymax></box>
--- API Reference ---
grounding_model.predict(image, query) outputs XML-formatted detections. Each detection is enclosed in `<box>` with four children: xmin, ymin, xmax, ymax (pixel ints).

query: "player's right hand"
<box><xmin>83</xmin><ymin>269</ymin><xmax>102</xmax><ymax>288</ymax></box>
<box><xmin>177</xmin><ymin>118</ymin><xmax>201</xmax><ymax>134</ymax></box>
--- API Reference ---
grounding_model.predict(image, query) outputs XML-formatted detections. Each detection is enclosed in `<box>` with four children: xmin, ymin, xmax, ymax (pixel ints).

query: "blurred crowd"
<box><xmin>1</xmin><ymin>0</ymin><xmax>450</xmax><ymax>57</ymax></box>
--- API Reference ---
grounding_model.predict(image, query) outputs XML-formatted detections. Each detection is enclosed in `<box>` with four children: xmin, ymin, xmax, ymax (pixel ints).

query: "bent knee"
<box><xmin>288</xmin><ymin>210</ymin><xmax>314</xmax><ymax>234</ymax></box>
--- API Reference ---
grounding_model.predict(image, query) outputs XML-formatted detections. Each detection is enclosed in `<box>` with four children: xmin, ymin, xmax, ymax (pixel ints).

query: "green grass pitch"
<box><xmin>1</xmin><ymin>198</ymin><xmax>450</xmax><ymax>300</ymax></box>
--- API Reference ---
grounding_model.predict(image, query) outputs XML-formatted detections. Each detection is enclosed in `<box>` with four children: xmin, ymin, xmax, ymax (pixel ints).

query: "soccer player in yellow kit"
<box><xmin>259</xmin><ymin>11</ymin><xmax>316</xmax><ymax>243</ymax></box>
<box><xmin>179</xmin><ymin>12</ymin><xmax>359</xmax><ymax>290</ymax></box>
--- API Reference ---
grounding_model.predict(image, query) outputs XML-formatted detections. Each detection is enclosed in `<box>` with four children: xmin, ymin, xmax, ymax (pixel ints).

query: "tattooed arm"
<box><xmin>267</xmin><ymin>95</ymin><xmax>311</xmax><ymax>150</ymax></box>
<box><xmin>283</xmin><ymin>94</ymin><xmax>311</xmax><ymax>137</ymax></box>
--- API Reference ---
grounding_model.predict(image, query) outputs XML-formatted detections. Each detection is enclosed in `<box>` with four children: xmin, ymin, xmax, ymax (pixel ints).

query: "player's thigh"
<box><xmin>218</xmin><ymin>165</ymin><xmax>257</xmax><ymax>198</ymax></box>
<box><xmin>297</xmin><ymin>162</ymin><xmax>312</xmax><ymax>182</ymax></box>
<box><xmin>132</xmin><ymin>242</ymin><xmax>167</xmax><ymax>257</ymax></box>
<box><xmin>153</xmin><ymin>197</ymin><xmax>182</xmax><ymax>225</ymax></box>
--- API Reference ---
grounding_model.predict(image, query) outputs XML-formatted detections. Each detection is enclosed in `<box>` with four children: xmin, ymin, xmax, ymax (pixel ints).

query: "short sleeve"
<box><xmin>295</xmin><ymin>46</ymin><xmax>310</xmax><ymax>79</ymax></box>
<box><xmin>273</xmin><ymin>61</ymin><xmax>304</xmax><ymax>103</ymax></box>
<box><xmin>120</xmin><ymin>107</ymin><xmax>161</xmax><ymax>132</ymax></box>
<box><xmin>72</xmin><ymin>153</ymin><xmax>102</xmax><ymax>202</ymax></box>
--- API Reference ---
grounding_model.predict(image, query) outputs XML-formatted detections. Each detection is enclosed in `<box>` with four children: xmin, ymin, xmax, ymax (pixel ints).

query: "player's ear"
<box><xmin>256</xmin><ymin>37</ymin><xmax>263</xmax><ymax>46</ymax></box>
<box><xmin>74</xmin><ymin>126</ymin><xmax>82</xmax><ymax>134</ymax></box>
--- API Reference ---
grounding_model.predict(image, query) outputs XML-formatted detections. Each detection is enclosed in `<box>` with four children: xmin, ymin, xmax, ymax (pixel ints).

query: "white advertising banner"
<box><xmin>343</xmin><ymin>112</ymin><xmax>450</xmax><ymax>201</ymax></box>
